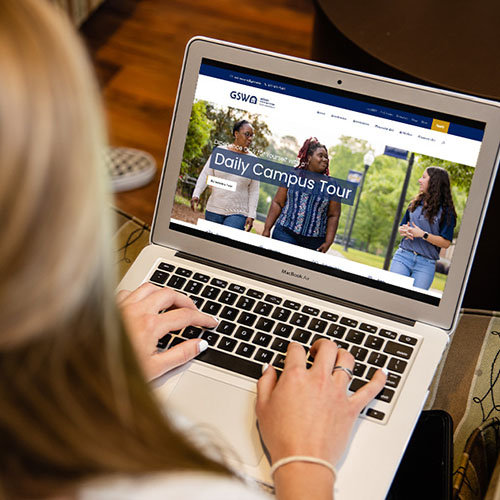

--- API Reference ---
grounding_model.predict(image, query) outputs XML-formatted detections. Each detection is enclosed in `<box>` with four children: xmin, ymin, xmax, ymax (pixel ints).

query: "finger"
<box><xmin>154</xmin><ymin>338</ymin><xmax>208</xmax><ymax>374</ymax></box>
<box><xmin>140</xmin><ymin>287</ymin><xmax>198</xmax><ymax>313</ymax></box>
<box><xmin>256</xmin><ymin>364</ymin><xmax>278</xmax><ymax>412</ymax></box>
<box><xmin>158</xmin><ymin>307</ymin><xmax>218</xmax><ymax>334</ymax></box>
<box><xmin>116</xmin><ymin>289</ymin><xmax>132</xmax><ymax>305</ymax></box>
<box><xmin>331</xmin><ymin>348</ymin><xmax>355</xmax><ymax>385</ymax></box>
<box><xmin>309</xmin><ymin>338</ymin><xmax>338</xmax><ymax>374</ymax></box>
<box><xmin>349</xmin><ymin>368</ymin><xmax>387</xmax><ymax>412</ymax></box>
<box><xmin>283</xmin><ymin>342</ymin><xmax>306</xmax><ymax>370</ymax></box>
<box><xmin>119</xmin><ymin>282</ymin><xmax>160</xmax><ymax>305</ymax></box>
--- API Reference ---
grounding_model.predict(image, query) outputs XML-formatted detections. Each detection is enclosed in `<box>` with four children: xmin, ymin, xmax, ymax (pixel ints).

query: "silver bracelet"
<box><xmin>269</xmin><ymin>455</ymin><xmax>337</xmax><ymax>480</ymax></box>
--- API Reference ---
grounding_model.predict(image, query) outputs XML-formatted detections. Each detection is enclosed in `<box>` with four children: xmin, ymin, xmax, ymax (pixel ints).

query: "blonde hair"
<box><xmin>0</xmin><ymin>1</ymin><xmax>229</xmax><ymax>497</ymax></box>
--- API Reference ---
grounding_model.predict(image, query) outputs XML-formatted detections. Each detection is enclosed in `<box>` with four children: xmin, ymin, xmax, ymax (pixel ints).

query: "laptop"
<box><xmin>117</xmin><ymin>37</ymin><xmax>500</xmax><ymax>498</ymax></box>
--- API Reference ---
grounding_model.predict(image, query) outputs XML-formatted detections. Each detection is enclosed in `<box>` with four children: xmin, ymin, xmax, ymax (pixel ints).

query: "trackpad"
<box><xmin>167</xmin><ymin>371</ymin><xmax>263</xmax><ymax>466</ymax></box>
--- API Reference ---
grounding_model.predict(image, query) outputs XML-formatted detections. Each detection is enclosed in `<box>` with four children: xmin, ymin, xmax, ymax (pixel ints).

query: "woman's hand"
<box><xmin>190</xmin><ymin>197</ymin><xmax>200</xmax><ymax>212</ymax></box>
<box><xmin>317</xmin><ymin>241</ymin><xmax>332</xmax><ymax>253</ymax></box>
<box><xmin>256</xmin><ymin>339</ymin><xmax>386</xmax><ymax>467</ymax></box>
<box><xmin>117</xmin><ymin>283</ymin><xmax>217</xmax><ymax>380</ymax></box>
<box><xmin>261</xmin><ymin>228</ymin><xmax>271</xmax><ymax>237</ymax></box>
<box><xmin>245</xmin><ymin>217</ymin><xmax>254</xmax><ymax>232</ymax></box>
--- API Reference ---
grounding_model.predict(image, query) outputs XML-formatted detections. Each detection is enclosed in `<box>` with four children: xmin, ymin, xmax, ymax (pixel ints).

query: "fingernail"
<box><xmin>212</xmin><ymin>315</ymin><xmax>219</xmax><ymax>324</ymax></box>
<box><xmin>262</xmin><ymin>363</ymin><xmax>269</xmax><ymax>374</ymax></box>
<box><xmin>198</xmin><ymin>339</ymin><xmax>209</xmax><ymax>354</ymax></box>
<box><xmin>381</xmin><ymin>367</ymin><xmax>388</xmax><ymax>376</ymax></box>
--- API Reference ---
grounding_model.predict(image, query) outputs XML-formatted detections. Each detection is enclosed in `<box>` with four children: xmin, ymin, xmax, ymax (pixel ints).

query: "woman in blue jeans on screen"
<box><xmin>262</xmin><ymin>138</ymin><xmax>341</xmax><ymax>252</ymax></box>
<box><xmin>390</xmin><ymin>167</ymin><xmax>457</xmax><ymax>290</ymax></box>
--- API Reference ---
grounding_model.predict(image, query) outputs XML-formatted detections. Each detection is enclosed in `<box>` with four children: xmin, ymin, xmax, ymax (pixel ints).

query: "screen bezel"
<box><xmin>152</xmin><ymin>37</ymin><xmax>500</xmax><ymax>332</ymax></box>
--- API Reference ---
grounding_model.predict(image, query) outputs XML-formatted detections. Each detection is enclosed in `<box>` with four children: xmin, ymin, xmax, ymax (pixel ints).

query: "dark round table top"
<box><xmin>317</xmin><ymin>0</ymin><xmax>500</xmax><ymax>100</ymax></box>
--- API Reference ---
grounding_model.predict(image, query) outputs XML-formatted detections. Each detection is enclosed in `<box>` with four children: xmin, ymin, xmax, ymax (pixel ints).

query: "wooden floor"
<box><xmin>81</xmin><ymin>0</ymin><xmax>314</xmax><ymax>224</ymax></box>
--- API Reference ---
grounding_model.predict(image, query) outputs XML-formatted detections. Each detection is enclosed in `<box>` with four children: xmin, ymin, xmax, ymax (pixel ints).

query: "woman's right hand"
<box><xmin>190</xmin><ymin>197</ymin><xmax>199</xmax><ymax>211</ymax></box>
<box><xmin>261</xmin><ymin>228</ymin><xmax>271</xmax><ymax>237</ymax></box>
<box><xmin>256</xmin><ymin>340</ymin><xmax>386</xmax><ymax>495</ymax></box>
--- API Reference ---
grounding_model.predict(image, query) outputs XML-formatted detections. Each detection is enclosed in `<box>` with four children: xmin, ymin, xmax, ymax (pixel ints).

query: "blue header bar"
<box><xmin>200</xmin><ymin>62</ymin><xmax>484</xmax><ymax>142</ymax></box>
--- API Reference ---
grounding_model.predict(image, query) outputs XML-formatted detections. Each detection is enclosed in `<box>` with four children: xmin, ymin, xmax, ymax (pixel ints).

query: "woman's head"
<box><xmin>412</xmin><ymin>166</ymin><xmax>456</xmax><ymax>223</ymax></box>
<box><xmin>232</xmin><ymin>119</ymin><xmax>254</xmax><ymax>151</ymax></box>
<box><xmin>297</xmin><ymin>137</ymin><xmax>329</xmax><ymax>175</ymax></box>
<box><xmin>0</xmin><ymin>0</ymin><xmax>111</xmax><ymax>349</ymax></box>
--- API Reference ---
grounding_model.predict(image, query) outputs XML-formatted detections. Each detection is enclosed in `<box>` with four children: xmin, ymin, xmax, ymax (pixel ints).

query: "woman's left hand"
<box><xmin>406</xmin><ymin>222</ymin><xmax>425</xmax><ymax>240</ymax></box>
<box><xmin>117</xmin><ymin>283</ymin><xmax>217</xmax><ymax>380</ymax></box>
<box><xmin>317</xmin><ymin>241</ymin><xmax>331</xmax><ymax>253</ymax></box>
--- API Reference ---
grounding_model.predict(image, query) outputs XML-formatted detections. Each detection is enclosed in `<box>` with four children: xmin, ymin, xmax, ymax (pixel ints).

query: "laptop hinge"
<box><xmin>175</xmin><ymin>251</ymin><xmax>416</xmax><ymax>327</ymax></box>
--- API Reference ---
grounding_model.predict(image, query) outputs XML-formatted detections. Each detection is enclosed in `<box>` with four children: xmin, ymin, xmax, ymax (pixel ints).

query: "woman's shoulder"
<box><xmin>78</xmin><ymin>471</ymin><xmax>272</xmax><ymax>500</ymax></box>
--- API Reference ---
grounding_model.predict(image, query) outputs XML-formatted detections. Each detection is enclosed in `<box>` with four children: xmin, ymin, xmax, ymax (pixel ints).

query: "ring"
<box><xmin>332</xmin><ymin>365</ymin><xmax>354</xmax><ymax>380</ymax></box>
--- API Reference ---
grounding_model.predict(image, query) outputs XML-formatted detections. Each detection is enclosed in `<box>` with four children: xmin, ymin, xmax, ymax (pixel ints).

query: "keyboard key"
<box><xmin>283</xmin><ymin>300</ymin><xmax>301</xmax><ymax>310</ymax></box>
<box><xmin>375</xmin><ymin>387</ymin><xmax>395</xmax><ymax>404</ymax></box>
<box><xmin>170</xmin><ymin>336</ymin><xmax>186</xmax><ymax>347</ymax></box>
<box><xmin>379</xmin><ymin>329</ymin><xmax>398</xmax><ymax>340</ymax></box>
<box><xmin>182</xmin><ymin>326</ymin><xmax>202</xmax><ymax>339</ymax></box>
<box><xmin>346</xmin><ymin>329</ymin><xmax>365</xmax><ymax>345</ymax></box>
<box><xmin>265</xmin><ymin>294</ymin><xmax>282</xmax><ymax>305</ymax></box>
<box><xmin>216</xmin><ymin>321</ymin><xmax>236</xmax><ymax>335</ymax></box>
<box><xmin>197</xmin><ymin>348</ymin><xmax>262</xmax><ymax>379</ymax></box>
<box><xmin>302</xmin><ymin>306</ymin><xmax>319</xmax><ymax>316</ymax></box>
<box><xmin>218</xmin><ymin>337</ymin><xmax>237</xmax><ymax>352</ymax></box>
<box><xmin>158</xmin><ymin>262</ymin><xmax>175</xmax><ymax>272</ymax></box>
<box><xmin>386</xmin><ymin>372</ymin><xmax>402</xmax><ymax>389</ymax></box>
<box><xmin>327</xmin><ymin>324</ymin><xmax>346</xmax><ymax>338</ymax></box>
<box><xmin>157</xmin><ymin>333</ymin><xmax>172</xmax><ymax>349</ymax></box>
<box><xmin>359</xmin><ymin>323</ymin><xmax>377</xmax><ymax>334</ymax></box>
<box><xmin>184</xmin><ymin>280</ymin><xmax>203</xmax><ymax>294</ymax></box>
<box><xmin>255</xmin><ymin>317</ymin><xmax>275</xmax><ymax>332</ymax></box>
<box><xmin>349</xmin><ymin>378</ymin><xmax>367</xmax><ymax>392</ymax></box>
<box><xmin>219</xmin><ymin>291</ymin><xmax>238</xmax><ymax>305</ymax></box>
<box><xmin>219</xmin><ymin>306</ymin><xmax>239</xmax><ymax>321</ymax></box>
<box><xmin>201</xmin><ymin>286</ymin><xmax>221</xmax><ymax>300</ymax></box>
<box><xmin>229</xmin><ymin>283</ymin><xmax>246</xmax><ymax>294</ymax></box>
<box><xmin>350</xmin><ymin>346</ymin><xmax>368</xmax><ymax>361</ymax></box>
<box><xmin>254</xmin><ymin>302</ymin><xmax>273</xmax><ymax>316</ymax></box>
<box><xmin>247</xmin><ymin>289</ymin><xmax>264</xmax><ymax>299</ymax></box>
<box><xmin>202</xmin><ymin>301</ymin><xmax>222</xmax><ymax>315</ymax></box>
<box><xmin>167</xmin><ymin>275</ymin><xmax>186</xmax><ymax>290</ymax></box>
<box><xmin>271</xmin><ymin>338</ymin><xmax>289</xmax><ymax>353</ymax></box>
<box><xmin>366</xmin><ymin>408</ymin><xmax>385</xmax><ymax>421</ymax></box>
<box><xmin>193</xmin><ymin>272</ymin><xmax>210</xmax><ymax>283</ymax></box>
<box><xmin>150</xmin><ymin>270</ymin><xmax>169</xmax><ymax>285</ymax></box>
<box><xmin>367</xmin><ymin>352</ymin><xmax>388</xmax><ymax>367</ymax></box>
<box><xmin>238</xmin><ymin>311</ymin><xmax>257</xmax><ymax>327</ymax></box>
<box><xmin>387</xmin><ymin>357</ymin><xmax>408</xmax><ymax>374</ymax></box>
<box><xmin>340</xmin><ymin>317</ymin><xmax>358</xmax><ymax>328</ymax></box>
<box><xmin>353</xmin><ymin>362</ymin><xmax>366</xmax><ymax>377</ymax></box>
<box><xmin>321</xmin><ymin>311</ymin><xmax>339</xmax><ymax>322</ymax></box>
<box><xmin>336</xmin><ymin>340</ymin><xmax>349</xmax><ymax>350</ymax></box>
<box><xmin>253</xmin><ymin>333</ymin><xmax>272</xmax><ymax>347</ymax></box>
<box><xmin>384</xmin><ymin>341</ymin><xmax>413</xmax><ymax>360</ymax></box>
<box><xmin>236</xmin><ymin>342</ymin><xmax>256</xmax><ymax>358</ymax></box>
<box><xmin>273</xmin><ymin>354</ymin><xmax>286</xmax><ymax>369</ymax></box>
<box><xmin>190</xmin><ymin>296</ymin><xmax>204</xmax><ymax>308</ymax></box>
<box><xmin>234</xmin><ymin>326</ymin><xmax>254</xmax><ymax>341</ymax></box>
<box><xmin>290</xmin><ymin>312</ymin><xmax>309</xmax><ymax>327</ymax></box>
<box><xmin>272</xmin><ymin>307</ymin><xmax>291</xmax><ymax>322</ymax></box>
<box><xmin>211</xmin><ymin>278</ymin><xmax>227</xmax><ymax>288</ymax></box>
<box><xmin>311</xmin><ymin>334</ymin><xmax>328</xmax><ymax>344</ymax></box>
<box><xmin>399</xmin><ymin>334</ymin><xmax>418</xmax><ymax>346</ymax></box>
<box><xmin>274</xmin><ymin>323</ymin><xmax>293</xmax><ymax>338</ymax></box>
<box><xmin>175</xmin><ymin>267</ymin><xmax>192</xmax><ymax>277</ymax></box>
<box><xmin>236</xmin><ymin>296</ymin><xmax>255</xmax><ymax>311</ymax></box>
<box><xmin>254</xmin><ymin>348</ymin><xmax>274</xmax><ymax>363</ymax></box>
<box><xmin>308</xmin><ymin>318</ymin><xmax>327</xmax><ymax>333</ymax></box>
<box><xmin>201</xmin><ymin>331</ymin><xmax>220</xmax><ymax>346</ymax></box>
<box><xmin>365</xmin><ymin>335</ymin><xmax>384</xmax><ymax>350</ymax></box>
<box><xmin>292</xmin><ymin>329</ymin><xmax>311</xmax><ymax>344</ymax></box>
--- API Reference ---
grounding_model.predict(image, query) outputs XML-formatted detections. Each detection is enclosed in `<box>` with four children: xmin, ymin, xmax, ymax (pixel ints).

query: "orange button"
<box><xmin>431</xmin><ymin>119</ymin><xmax>450</xmax><ymax>133</ymax></box>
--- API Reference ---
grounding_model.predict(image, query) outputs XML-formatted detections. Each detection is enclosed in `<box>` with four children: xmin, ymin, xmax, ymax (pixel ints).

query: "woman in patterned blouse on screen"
<box><xmin>262</xmin><ymin>137</ymin><xmax>341</xmax><ymax>252</ymax></box>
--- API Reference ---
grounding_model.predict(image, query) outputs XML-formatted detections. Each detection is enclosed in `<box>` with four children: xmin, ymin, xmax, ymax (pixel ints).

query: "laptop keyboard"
<box><xmin>149</xmin><ymin>261</ymin><xmax>421</xmax><ymax>424</ymax></box>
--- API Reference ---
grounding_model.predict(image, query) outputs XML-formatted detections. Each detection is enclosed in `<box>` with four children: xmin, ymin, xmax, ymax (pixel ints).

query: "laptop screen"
<box><xmin>167</xmin><ymin>57</ymin><xmax>486</xmax><ymax>308</ymax></box>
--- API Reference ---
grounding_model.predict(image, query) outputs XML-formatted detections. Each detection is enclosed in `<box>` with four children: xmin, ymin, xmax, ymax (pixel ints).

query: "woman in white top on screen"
<box><xmin>191</xmin><ymin>120</ymin><xmax>259</xmax><ymax>232</ymax></box>
<box><xmin>0</xmin><ymin>1</ymin><xmax>386</xmax><ymax>499</ymax></box>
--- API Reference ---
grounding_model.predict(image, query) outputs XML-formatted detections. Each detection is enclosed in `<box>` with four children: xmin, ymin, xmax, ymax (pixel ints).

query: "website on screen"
<box><xmin>170</xmin><ymin>59</ymin><xmax>485</xmax><ymax>305</ymax></box>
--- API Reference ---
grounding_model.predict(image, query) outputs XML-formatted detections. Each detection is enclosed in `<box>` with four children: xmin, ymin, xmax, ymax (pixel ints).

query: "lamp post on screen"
<box><xmin>343</xmin><ymin>150</ymin><xmax>375</xmax><ymax>251</ymax></box>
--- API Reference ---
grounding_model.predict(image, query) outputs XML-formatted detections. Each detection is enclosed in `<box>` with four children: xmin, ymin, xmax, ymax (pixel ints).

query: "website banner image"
<box><xmin>171</xmin><ymin>63</ymin><xmax>481</xmax><ymax>303</ymax></box>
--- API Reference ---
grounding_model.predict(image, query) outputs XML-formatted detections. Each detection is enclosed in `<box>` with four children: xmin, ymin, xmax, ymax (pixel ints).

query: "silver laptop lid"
<box><xmin>152</xmin><ymin>37</ymin><xmax>500</xmax><ymax>332</ymax></box>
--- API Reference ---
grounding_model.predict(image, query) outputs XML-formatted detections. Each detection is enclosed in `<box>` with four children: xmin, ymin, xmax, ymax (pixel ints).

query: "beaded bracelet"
<box><xmin>269</xmin><ymin>456</ymin><xmax>337</xmax><ymax>480</ymax></box>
